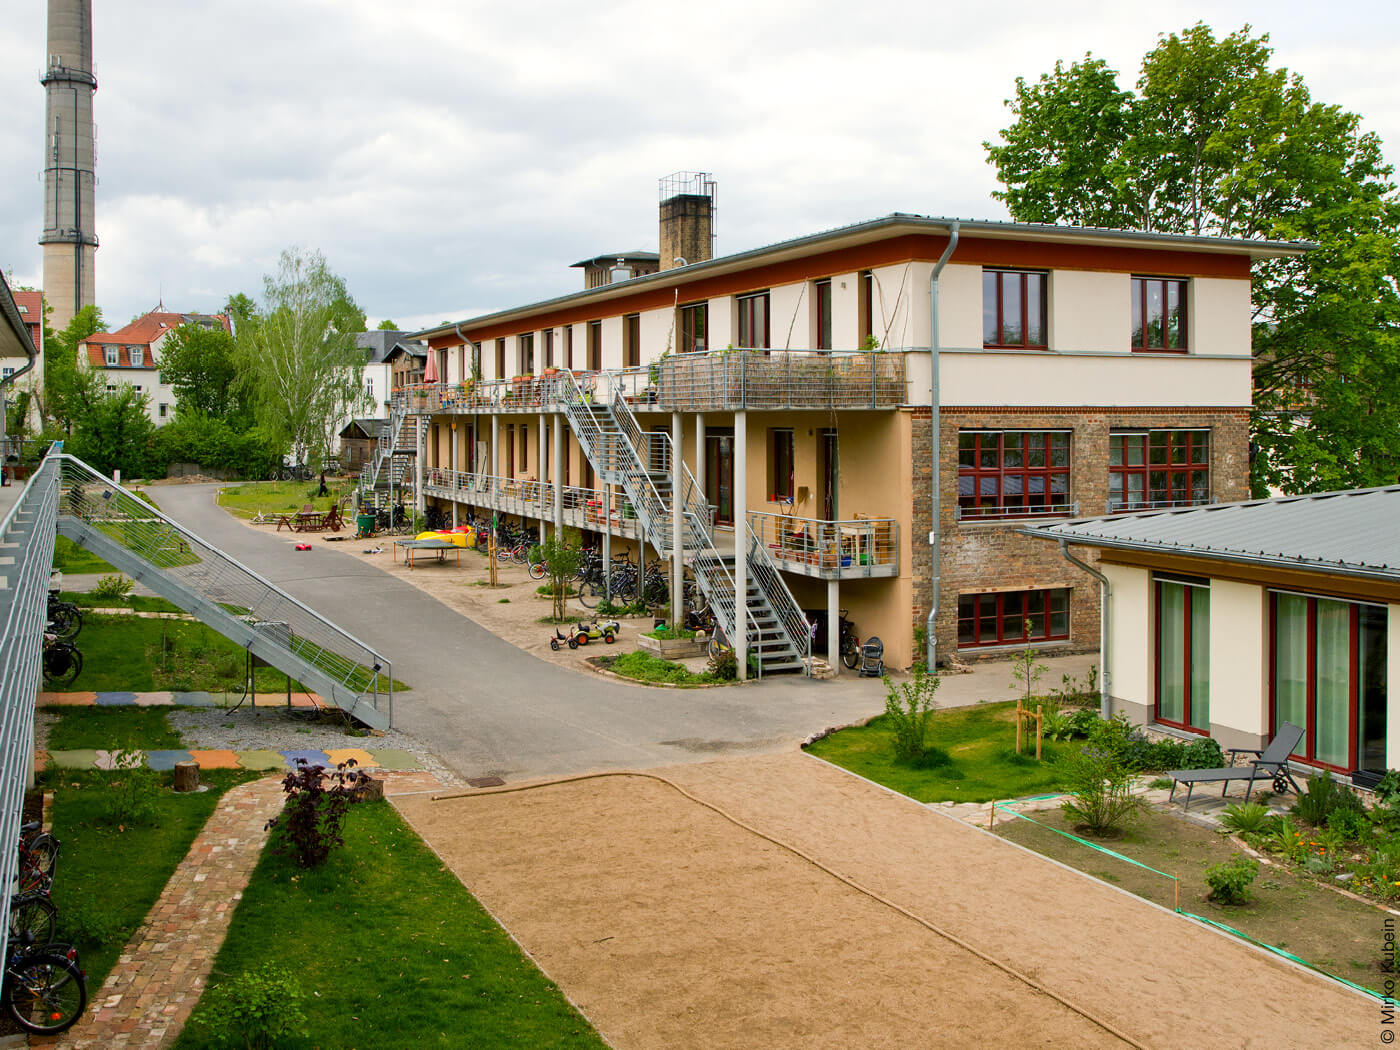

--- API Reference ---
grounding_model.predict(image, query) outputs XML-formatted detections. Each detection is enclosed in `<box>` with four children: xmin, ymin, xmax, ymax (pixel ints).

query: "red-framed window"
<box><xmin>505</xmin><ymin>424</ymin><xmax>514</xmax><ymax>477</ymax></box>
<box><xmin>564</xmin><ymin>326</ymin><xmax>574</xmax><ymax>369</ymax></box>
<box><xmin>494</xmin><ymin>338</ymin><xmax>506</xmax><ymax>380</ymax></box>
<box><xmin>1155</xmin><ymin>576</ymin><xmax>1210</xmax><ymax>734</ymax></box>
<box><xmin>517</xmin><ymin>333</ymin><xmax>534</xmax><ymax>376</ymax></box>
<box><xmin>587</xmin><ymin>321</ymin><xmax>602</xmax><ymax>371</ymax></box>
<box><xmin>738</xmin><ymin>292</ymin><xmax>770</xmax><ymax>349</ymax></box>
<box><xmin>859</xmin><ymin>270</ymin><xmax>874</xmax><ymax>344</ymax></box>
<box><xmin>1108</xmin><ymin>430</ymin><xmax>1209</xmax><ymax>511</ymax></box>
<box><xmin>982</xmin><ymin>270</ymin><xmax>1047</xmax><ymax>348</ymax></box>
<box><xmin>680</xmin><ymin>302</ymin><xmax>708</xmax><ymax>353</ymax></box>
<box><xmin>769</xmin><ymin>429</ymin><xmax>794</xmax><ymax>501</ymax></box>
<box><xmin>623</xmin><ymin>314</ymin><xmax>641</xmax><ymax>368</ymax></box>
<box><xmin>1270</xmin><ymin>592</ymin><xmax>1388</xmax><ymax>774</ymax></box>
<box><xmin>543</xmin><ymin>329</ymin><xmax>554</xmax><ymax>370</ymax></box>
<box><xmin>1132</xmin><ymin>277</ymin><xmax>1188</xmax><ymax>352</ymax></box>
<box><xmin>957</xmin><ymin>430</ymin><xmax>1070</xmax><ymax>519</ymax></box>
<box><xmin>815</xmin><ymin>279</ymin><xmax>832</xmax><ymax>350</ymax></box>
<box><xmin>958</xmin><ymin>589</ymin><xmax>1070</xmax><ymax>649</ymax></box>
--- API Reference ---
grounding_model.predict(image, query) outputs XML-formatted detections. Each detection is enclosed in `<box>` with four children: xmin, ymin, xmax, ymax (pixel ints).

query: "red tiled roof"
<box><xmin>12</xmin><ymin>291</ymin><xmax>43</xmax><ymax>322</ymax></box>
<box><xmin>83</xmin><ymin>309</ymin><xmax>231</xmax><ymax>368</ymax></box>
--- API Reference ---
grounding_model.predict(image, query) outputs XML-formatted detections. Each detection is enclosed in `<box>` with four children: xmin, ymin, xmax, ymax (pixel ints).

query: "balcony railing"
<box><xmin>955</xmin><ymin>500</ymin><xmax>1078</xmax><ymax>522</ymax></box>
<box><xmin>658</xmin><ymin>348</ymin><xmax>905</xmax><ymax>411</ymax></box>
<box><xmin>420</xmin><ymin>468</ymin><xmax>648</xmax><ymax>538</ymax></box>
<box><xmin>748</xmin><ymin>510</ymin><xmax>899</xmax><ymax>580</ymax></box>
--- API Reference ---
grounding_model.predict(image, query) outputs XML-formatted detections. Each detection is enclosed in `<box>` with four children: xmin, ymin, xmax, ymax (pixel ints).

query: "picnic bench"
<box><xmin>394</xmin><ymin>537</ymin><xmax>462</xmax><ymax>569</ymax></box>
<box><xmin>276</xmin><ymin>506</ymin><xmax>344</xmax><ymax>533</ymax></box>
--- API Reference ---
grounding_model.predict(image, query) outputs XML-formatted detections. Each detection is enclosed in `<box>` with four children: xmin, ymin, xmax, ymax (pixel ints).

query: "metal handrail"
<box><xmin>57</xmin><ymin>455</ymin><xmax>392</xmax><ymax>724</ymax></box>
<box><xmin>748</xmin><ymin>511</ymin><xmax>899</xmax><ymax>574</ymax></box>
<box><xmin>657</xmin><ymin>347</ymin><xmax>905</xmax><ymax>410</ymax></box>
<box><xmin>955</xmin><ymin>501</ymin><xmax>1078</xmax><ymax>521</ymax></box>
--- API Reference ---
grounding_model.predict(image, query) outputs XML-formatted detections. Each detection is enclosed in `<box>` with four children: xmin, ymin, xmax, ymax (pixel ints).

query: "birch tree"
<box><xmin>235</xmin><ymin>249</ymin><xmax>372</xmax><ymax>466</ymax></box>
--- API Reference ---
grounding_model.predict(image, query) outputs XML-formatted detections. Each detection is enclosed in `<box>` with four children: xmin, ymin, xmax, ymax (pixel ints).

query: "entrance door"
<box><xmin>706</xmin><ymin>429</ymin><xmax>734</xmax><ymax>526</ymax></box>
<box><xmin>820</xmin><ymin>428</ymin><xmax>838</xmax><ymax>520</ymax></box>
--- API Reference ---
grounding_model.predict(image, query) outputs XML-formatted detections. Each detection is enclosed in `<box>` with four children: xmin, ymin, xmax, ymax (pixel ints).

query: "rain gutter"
<box><xmin>1058</xmin><ymin>539</ymin><xmax>1112</xmax><ymax>719</ymax></box>
<box><xmin>925</xmin><ymin>221</ymin><xmax>959</xmax><ymax>671</ymax></box>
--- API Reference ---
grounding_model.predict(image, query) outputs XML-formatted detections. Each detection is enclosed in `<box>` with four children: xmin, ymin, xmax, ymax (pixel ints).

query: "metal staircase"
<box><xmin>358</xmin><ymin>395</ymin><xmax>418</xmax><ymax>509</ymax></box>
<box><xmin>555</xmin><ymin>372</ymin><xmax>809</xmax><ymax>675</ymax></box>
<box><xmin>55</xmin><ymin>454</ymin><xmax>393</xmax><ymax>728</ymax></box>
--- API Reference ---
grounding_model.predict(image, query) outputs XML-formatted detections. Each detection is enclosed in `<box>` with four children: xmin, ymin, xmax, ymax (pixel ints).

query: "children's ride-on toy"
<box><xmin>551</xmin><ymin>619</ymin><xmax>620</xmax><ymax>650</ymax></box>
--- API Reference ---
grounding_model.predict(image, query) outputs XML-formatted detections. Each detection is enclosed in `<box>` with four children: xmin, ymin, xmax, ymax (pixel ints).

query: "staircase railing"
<box><xmin>358</xmin><ymin>392</ymin><xmax>416</xmax><ymax>504</ymax></box>
<box><xmin>56</xmin><ymin>454</ymin><xmax>393</xmax><ymax>727</ymax></box>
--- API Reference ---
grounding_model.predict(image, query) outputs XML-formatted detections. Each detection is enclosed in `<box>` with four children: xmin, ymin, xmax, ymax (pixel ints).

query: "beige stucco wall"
<box><xmin>1103</xmin><ymin>562</ymin><xmax>1151</xmax><ymax>709</ymax></box>
<box><xmin>1050</xmin><ymin>271</ymin><xmax>1130</xmax><ymax>352</ymax></box>
<box><xmin>935</xmin><ymin>263</ymin><xmax>983</xmax><ymax>351</ymax></box>
<box><xmin>938</xmin><ymin>352</ymin><xmax>1252</xmax><ymax>408</ymax></box>
<box><xmin>600</xmin><ymin>315</ymin><xmax>624</xmax><ymax>371</ymax></box>
<box><xmin>640</xmin><ymin>307</ymin><xmax>674</xmax><ymax>360</ymax></box>
<box><xmin>767</xmin><ymin>284</ymin><xmax>806</xmax><ymax>350</ymax></box>
<box><xmin>1189</xmin><ymin>278</ymin><xmax>1252</xmax><ymax>358</ymax></box>
<box><xmin>707</xmin><ymin>297</ymin><xmax>734</xmax><ymax>349</ymax></box>
<box><xmin>829</xmin><ymin>271</ymin><xmax>860</xmax><ymax>349</ymax></box>
<box><xmin>1207</xmin><ymin>579</ymin><xmax>1267</xmax><ymax>738</ymax></box>
<box><xmin>870</xmin><ymin>263</ymin><xmax>920</xmax><ymax>349</ymax></box>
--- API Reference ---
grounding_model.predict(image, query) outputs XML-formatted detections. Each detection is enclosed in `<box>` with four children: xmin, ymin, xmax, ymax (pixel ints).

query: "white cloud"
<box><xmin>2</xmin><ymin>0</ymin><xmax>1397</xmax><ymax>326</ymax></box>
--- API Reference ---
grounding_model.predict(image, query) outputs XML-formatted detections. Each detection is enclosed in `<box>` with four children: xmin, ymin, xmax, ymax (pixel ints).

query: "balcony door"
<box><xmin>705</xmin><ymin>428</ymin><xmax>734</xmax><ymax>526</ymax></box>
<box><xmin>820</xmin><ymin>428</ymin><xmax>838</xmax><ymax>520</ymax></box>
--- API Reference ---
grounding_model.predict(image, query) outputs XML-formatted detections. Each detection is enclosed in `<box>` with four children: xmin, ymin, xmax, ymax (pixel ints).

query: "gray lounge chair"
<box><xmin>1167</xmin><ymin>722</ymin><xmax>1306</xmax><ymax>810</ymax></box>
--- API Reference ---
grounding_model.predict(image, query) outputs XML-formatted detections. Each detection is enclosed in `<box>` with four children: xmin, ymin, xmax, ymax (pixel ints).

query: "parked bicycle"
<box><xmin>14</xmin><ymin>822</ymin><xmax>57</xmax><ymax>899</ymax></box>
<box><xmin>838</xmin><ymin>610</ymin><xmax>861</xmax><ymax>670</ymax></box>
<box><xmin>41</xmin><ymin>636</ymin><xmax>81</xmax><ymax>688</ymax></box>
<box><xmin>3</xmin><ymin>931</ymin><xmax>86</xmax><ymax>1035</ymax></box>
<box><xmin>45</xmin><ymin>592</ymin><xmax>80</xmax><ymax>642</ymax></box>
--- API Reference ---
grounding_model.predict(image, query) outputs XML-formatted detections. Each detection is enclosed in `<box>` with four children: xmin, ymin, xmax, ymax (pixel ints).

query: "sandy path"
<box><xmin>394</xmin><ymin>753</ymin><xmax>1372</xmax><ymax>1050</ymax></box>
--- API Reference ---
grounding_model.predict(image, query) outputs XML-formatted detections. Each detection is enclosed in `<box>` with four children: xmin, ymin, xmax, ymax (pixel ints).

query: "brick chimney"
<box><xmin>659</xmin><ymin>172</ymin><xmax>716</xmax><ymax>271</ymax></box>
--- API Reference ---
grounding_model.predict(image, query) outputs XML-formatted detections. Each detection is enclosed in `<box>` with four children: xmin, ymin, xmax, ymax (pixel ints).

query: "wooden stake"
<box><xmin>1015</xmin><ymin>699</ymin><xmax>1023</xmax><ymax>755</ymax></box>
<box><xmin>1036</xmin><ymin>704</ymin><xmax>1043</xmax><ymax>761</ymax></box>
<box><xmin>1174</xmin><ymin>880</ymin><xmax>1180</xmax><ymax>913</ymax></box>
<box><xmin>989</xmin><ymin>802</ymin><xmax>996</xmax><ymax>830</ymax></box>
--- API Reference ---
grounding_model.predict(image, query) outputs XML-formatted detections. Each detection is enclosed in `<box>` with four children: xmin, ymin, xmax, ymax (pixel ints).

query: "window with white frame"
<box><xmin>105</xmin><ymin>346</ymin><xmax>118</xmax><ymax>366</ymax></box>
<box><xmin>128</xmin><ymin>345</ymin><xmax>144</xmax><ymax>367</ymax></box>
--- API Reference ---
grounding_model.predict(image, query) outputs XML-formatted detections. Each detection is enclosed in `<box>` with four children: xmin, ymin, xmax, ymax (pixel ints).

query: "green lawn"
<box><xmin>805</xmin><ymin>701</ymin><xmax>1083</xmax><ymax>803</ymax></box>
<box><xmin>57</xmin><ymin>613</ymin><xmax>407</xmax><ymax>695</ymax></box>
<box><xmin>58</xmin><ymin>590</ymin><xmax>183</xmax><ymax>613</ymax></box>
<box><xmin>46</xmin><ymin>765</ymin><xmax>257</xmax><ymax>992</ymax></box>
<box><xmin>46</xmin><ymin>705</ymin><xmax>184</xmax><ymax>750</ymax></box>
<box><xmin>52</xmin><ymin>534</ymin><xmax>116</xmax><ymax>575</ymax></box>
<box><xmin>217</xmin><ymin>479</ymin><xmax>354</xmax><ymax>520</ymax></box>
<box><xmin>174</xmin><ymin>801</ymin><xmax>608</xmax><ymax>1050</ymax></box>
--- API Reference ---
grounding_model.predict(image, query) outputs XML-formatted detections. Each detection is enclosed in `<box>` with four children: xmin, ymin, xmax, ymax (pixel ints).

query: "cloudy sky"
<box><xmin>2</xmin><ymin>1</ymin><xmax>1397</xmax><ymax>331</ymax></box>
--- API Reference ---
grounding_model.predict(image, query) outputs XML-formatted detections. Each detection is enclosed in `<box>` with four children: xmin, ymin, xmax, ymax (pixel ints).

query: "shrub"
<box><xmin>1326</xmin><ymin>805</ymin><xmax>1369</xmax><ymax>841</ymax></box>
<box><xmin>884</xmin><ymin>667</ymin><xmax>940</xmax><ymax>763</ymax></box>
<box><xmin>1375</xmin><ymin>769</ymin><xmax>1400</xmax><ymax>804</ymax></box>
<box><xmin>1205</xmin><ymin>854</ymin><xmax>1259</xmax><ymax>905</ymax></box>
<box><xmin>707</xmin><ymin>646</ymin><xmax>737</xmax><ymax>681</ymax></box>
<box><xmin>191</xmin><ymin>964</ymin><xmax>308</xmax><ymax>1050</ymax></box>
<box><xmin>908</xmin><ymin>745</ymin><xmax>959</xmax><ymax>773</ymax></box>
<box><xmin>61</xmin><ymin>889</ymin><xmax>123</xmax><ymax>949</ymax></box>
<box><xmin>1220</xmin><ymin>801</ymin><xmax>1279</xmax><ymax>836</ymax></box>
<box><xmin>1292</xmin><ymin>772</ymin><xmax>1364</xmax><ymax>826</ymax></box>
<box><xmin>266</xmin><ymin>759</ymin><xmax>365</xmax><ymax>868</ymax></box>
<box><xmin>91</xmin><ymin>574</ymin><xmax>135</xmax><ymax>601</ymax></box>
<box><xmin>1178</xmin><ymin>736</ymin><xmax>1226</xmax><ymax>770</ymax></box>
<box><xmin>1058</xmin><ymin>746</ymin><xmax>1145</xmax><ymax>835</ymax></box>
<box><xmin>103</xmin><ymin>749</ymin><xmax>160</xmax><ymax>828</ymax></box>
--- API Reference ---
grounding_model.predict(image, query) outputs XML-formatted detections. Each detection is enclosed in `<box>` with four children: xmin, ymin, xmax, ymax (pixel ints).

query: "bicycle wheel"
<box><xmin>9</xmin><ymin>896</ymin><xmax>56</xmax><ymax>944</ymax></box>
<box><xmin>26</xmin><ymin>835</ymin><xmax>59</xmax><ymax>884</ymax></box>
<box><xmin>5</xmin><ymin>952</ymin><xmax>87</xmax><ymax>1035</ymax></box>
<box><xmin>841</xmin><ymin>639</ymin><xmax>860</xmax><ymax>670</ymax></box>
<box><xmin>576</xmin><ymin>580</ymin><xmax>600</xmax><ymax>609</ymax></box>
<box><xmin>528</xmin><ymin>561</ymin><xmax>547</xmax><ymax>581</ymax></box>
<box><xmin>42</xmin><ymin>647</ymin><xmax>81</xmax><ymax>688</ymax></box>
<box><xmin>48</xmin><ymin>605</ymin><xmax>81</xmax><ymax>641</ymax></box>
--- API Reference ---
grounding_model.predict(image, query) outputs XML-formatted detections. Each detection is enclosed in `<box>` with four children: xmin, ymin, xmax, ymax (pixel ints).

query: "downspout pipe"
<box><xmin>924</xmin><ymin>221</ymin><xmax>959</xmax><ymax>671</ymax></box>
<box><xmin>1058</xmin><ymin>538</ymin><xmax>1112</xmax><ymax>719</ymax></box>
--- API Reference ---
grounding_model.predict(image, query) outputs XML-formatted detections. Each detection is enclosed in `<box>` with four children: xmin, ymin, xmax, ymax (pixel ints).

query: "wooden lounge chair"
<box><xmin>1167</xmin><ymin>722</ymin><xmax>1306</xmax><ymax>810</ymax></box>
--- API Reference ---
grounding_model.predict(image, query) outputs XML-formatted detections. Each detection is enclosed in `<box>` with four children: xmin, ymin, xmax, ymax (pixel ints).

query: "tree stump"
<box><xmin>353</xmin><ymin>775</ymin><xmax>385</xmax><ymax>802</ymax></box>
<box><xmin>173</xmin><ymin>761</ymin><xmax>200</xmax><ymax>793</ymax></box>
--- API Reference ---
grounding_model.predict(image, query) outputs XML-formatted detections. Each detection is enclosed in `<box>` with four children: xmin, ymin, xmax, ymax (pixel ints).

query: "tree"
<box><xmin>233</xmin><ymin>249</ymin><xmax>372</xmax><ymax>466</ymax></box>
<box><xmin>534</xmin><ymin>529</ymin><xmax>584</xmax><ymax>621</ymax></box>
<box><xmin>65</xmin><ymin>384</ymin><xmax>157</xmax><ymax>478</ymax></box>
<box><xmin>376</xmin><ymin>318</ymin><xmax>398</xmax><ymax>331</ymax></box>
<box><xmin>985</xmin><ymin>24</ymin><xmax>1400</xmax><ymax>493</ymax></box>
<box><xmin>43</xmin><ymin>304</ymin><xmax>107</xmax><ymax>432</ymax></box>
<box><xmin>159</xmin><ymin>323</ymin><xmax>248</xmax><ymax>421</ymax></box>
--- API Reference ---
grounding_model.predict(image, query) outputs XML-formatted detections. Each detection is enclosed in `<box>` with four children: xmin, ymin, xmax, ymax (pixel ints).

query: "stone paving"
<box><xmin>48</xmin><ymin>768</ymin><xmax>444</xmax><ymax>1049</ymax></box>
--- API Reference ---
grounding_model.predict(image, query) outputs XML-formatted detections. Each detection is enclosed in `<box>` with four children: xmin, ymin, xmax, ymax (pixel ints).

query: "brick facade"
<box><xmin>910</xmin><ymin>406</ymin><xmax>1249</xmax><ymax>665</ymax></box>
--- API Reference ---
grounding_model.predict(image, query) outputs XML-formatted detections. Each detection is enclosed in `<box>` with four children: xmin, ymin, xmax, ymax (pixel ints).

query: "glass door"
<box><xmin>820</xmin><ymin>429</ymin><xmax>838</xmax><ymax>521</ymax></box>
<box><xmin>706</xmin><ymin>430</ymin><xmax>734</xmax><ymax>526</ymax></box>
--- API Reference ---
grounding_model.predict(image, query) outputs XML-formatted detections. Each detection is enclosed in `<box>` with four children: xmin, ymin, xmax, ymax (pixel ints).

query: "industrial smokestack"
<box><xmin>659</xmin><ymin>172</ymin><xmax>716</xmax><ymax>271</ymax></box>
<box><xmin>40</xmin><ymin>0</ymin><xmax>98</xmax><ymax>331</ymax></box>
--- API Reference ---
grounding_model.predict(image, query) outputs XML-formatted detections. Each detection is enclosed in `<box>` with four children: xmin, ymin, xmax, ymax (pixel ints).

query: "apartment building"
<box><xmin>390</xmin><ymin>187</ymin><xmax>1304</xmax><ymax>675</ymax></box>
<box><xmin>81</xmin><ymin>310</ymin><xmax>231</xmax><ymax>425</ymax></box>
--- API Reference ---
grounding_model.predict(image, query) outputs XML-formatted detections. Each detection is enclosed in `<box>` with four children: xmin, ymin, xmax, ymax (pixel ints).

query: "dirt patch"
<box><xmin>394</xmin><ymin>753</ymin><xmax>1371</xmax><ymax>1050</ymax></box>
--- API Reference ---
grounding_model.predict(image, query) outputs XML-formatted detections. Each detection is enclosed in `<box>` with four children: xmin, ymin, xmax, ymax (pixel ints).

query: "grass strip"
<box><xmin>52</xmin><ymin>535</ymin><xmax>116</xmax><ymax>576</ymax></box>
<box><xmin>599</xmin><ymin>649</ymin><xmax>719</xmax><ymax>686</ymax></box>
<box><xmin>57</xmin><ymin>590</ymin><xmax>183</xmax><ymax>614</ymax></box>
<box><xmin>46</xmin><ymin>706</ymin><xmax>185</xmax><ymax>750</ymax></box>
<box><xmin>805</xmin><ymin>700</ymin><xmax>1081</xmax><ymax>803</ymax></box>
<box><xmin>216</xmin><ymin>479</ymin><xmax>355</xmax><ymax>520</ymax></box>
<box><xmin>174</xmin><ymin>800</ymin><xmax>608</xmax><ymax>1049</ymax></box>
<box><xmin>46</xmin><ymin>768</ymin><xmax>257</xmax><ymax>991</ymax></box>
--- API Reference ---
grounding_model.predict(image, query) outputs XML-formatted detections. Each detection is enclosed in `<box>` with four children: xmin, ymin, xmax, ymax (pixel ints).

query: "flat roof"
<box><xmin>0</xmin><ymin>272</ymin><xmax>38</xmax><ymax>363</ymax></box>
<box><xmin>416</xmin><ymin>213</ymin><xmax>1313</xmax><ymax>341</ymax></box>
<box><xmin>1025</xmin><ymin>486</ymin><xmax>1400</xmax><ymax>582</ymax></box>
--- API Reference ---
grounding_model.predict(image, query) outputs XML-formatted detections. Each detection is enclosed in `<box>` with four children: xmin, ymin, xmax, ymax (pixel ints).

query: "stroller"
<box><xmin>857</xmin><ymin>636</ymin><xmax>885</xmax><ymax>678</ymax></box>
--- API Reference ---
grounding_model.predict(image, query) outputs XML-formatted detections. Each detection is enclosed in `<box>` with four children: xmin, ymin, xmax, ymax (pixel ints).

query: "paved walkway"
<box><xmin>54</xmin><ymin>768</ymin><xmax>445</xmax><ymax>1049</ymax></box>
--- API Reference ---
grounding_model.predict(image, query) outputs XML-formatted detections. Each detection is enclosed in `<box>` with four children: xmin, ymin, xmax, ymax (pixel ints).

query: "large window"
<box><xmin>495</xmin><ymin>338</ymin><xmax>506</xmax><ymax>380</ymax></box>
<box><xmin>543</xmin><ymin>329</ymin><xmax>554</xmax><ymax>370</ymax></box>
<box><xmin>859</xmin><ymin>270</ymin><xmax>874</xmax><ymax>344</ymax></box>
<box><xmin>128</xmin><ymin>346</ymin><xmax>144</xmax><ymax>367</ymax></box>
<box><xmin>104</xmin><ymin>346</ymin><xmax>118</xmax><ymax>366</ymax></box>
<box><xmin>957</xmin><ymin>430</ymin><xmax>1070</xmax><ymax>518</ymax></box>
<box><xmin>738</xmin><ymin>292</ymin><xmax>770</xmax><ymax>349</ymax></box>
<box><xmin>518</xmin><ymin>333</ymin><xmax>534</xmax><ymax>376</ymax></box>
<box><xmin>958</xmin><ymin>589</ymin><xmax>1070</xmax><ymax>649</ymax></box>
<box><xmin>1156</xmin><ymin>576</ymin><xmax>1210</xmax><ymax>733</ymax></box>
<box><xmin>680</xmin><ymin>303</ymin><xmax>708</xmax><ymax>353</ymax></box>
<box><xmin>1109</xmin><ymin>430</ymin><xmax>1209</xmax><ymax>511</ymax></box>
<box><xmin>1272</xmin><ymin>592</ymin><xmax>1388</xmax><ymax>774</ymax></box>
<box><xmin>564</xmin><ymin>326</ymin><xmax>574</xmax><ymax>369</ymax></box>
<box><xmin>768</xmin><ymin>429</ymin><xmax>795</xmax><ymax>502</ymax></box>
<box><xmin>982</xmin><ymin>270</ymin><xmax>1047</xmax><ymax>348</ymax></box>
<box><xmin>623</xmin><ymin>314</ymin><xmax>641</xmax><ymax>368</ymax></box>
<box><xmin>1132</xmin><ymin>277</ymin><xmax>1188</xmax><ymax>352</ymax></box>
<box><xmin>587</xmin><ymin>321</ymin><xmax>602</xmax><ymax>371</ymax></box>
<box><xmin>815</xmin><ymin>279</ymin><xmax>832</xmax><ymax>350</ymax></box>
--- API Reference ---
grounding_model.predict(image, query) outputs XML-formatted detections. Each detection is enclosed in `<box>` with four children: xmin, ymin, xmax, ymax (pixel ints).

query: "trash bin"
<box><xmin>356</xmin><ymin>513</ymin><xmax>376</xmax><ymax>537</ymax></box>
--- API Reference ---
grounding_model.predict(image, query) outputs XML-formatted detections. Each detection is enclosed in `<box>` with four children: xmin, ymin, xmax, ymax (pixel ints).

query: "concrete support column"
<box><xmin>450</xmin><ymin>425</ymin><xmax>459</xmax><ymax>527</ymax></box>
<box><xmin>734</xmin><ymin>410</ymin><xmax>747</xmax><ymax>680</ymax></box>
<box><xmin>695</xmin><ymin>413</ymin><xmax>706</xmax><ymax>516</ymax></box>
<box><xmin>827</xmin><ymin>578</ymin><xmax>840</xmax><ymax>675</ymax></box>
<box><xmin>537</xmin><ymin>413</ymin><xmax>547</xmax><ymax>545</ymax></box>
<box><xmin>415</xmin><ymin>415</ymin><xmax>426</xmax><ymax>518</ymax></box>
<box><xmin>672</xmin><ymin>411</ymin><xmax>684</xmax><ymax>627</ymax></box>
<box><xmin>490</xmin><ymin>415</ymin><xmax>500</xmax><ymax>527</ymax></box>
<box><xmin>553</xmin><ymin>414</ymin><xmax>564</xmax><ymax>534</ymax></box>
<box><xmin>602</xmin><ymin>482</ymin><xmax>612</xmax><ymax>600</ymax></box>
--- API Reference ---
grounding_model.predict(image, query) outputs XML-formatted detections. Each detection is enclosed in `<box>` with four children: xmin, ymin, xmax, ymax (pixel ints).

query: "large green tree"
<box><xmin>43</xmin><ymin>304</ymin><xmax>107</xmax><ymax>432</ymax></box>
<box><xmin>233</xmin><ymin>249</ymin><xmax>372</xmax><ymax>466</ymax></box>
<box><xmin>985</xmin><ymin>24</ymin><xmax>1400</xmax><ymax>494</ymax></box>
<box><xmin>159</xmin><ymin>323</ymin><xmax>248</xmax><ymax>422</ymax></box>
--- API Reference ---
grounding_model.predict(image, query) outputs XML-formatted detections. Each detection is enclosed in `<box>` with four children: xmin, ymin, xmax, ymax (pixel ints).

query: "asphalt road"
<box><xmin>151</xmin><ymin>484</ymin><xmax>888</xmax><ymax>782</ymax></box>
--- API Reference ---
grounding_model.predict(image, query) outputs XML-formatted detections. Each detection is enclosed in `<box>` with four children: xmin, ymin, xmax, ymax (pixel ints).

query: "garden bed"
<box><xmin>593</xmin><ymin>650</ymin><xmax>728</xmax><ymax>687</ymax></box>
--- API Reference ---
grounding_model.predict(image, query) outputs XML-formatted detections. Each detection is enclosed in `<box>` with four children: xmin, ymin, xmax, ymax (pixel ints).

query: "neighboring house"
<box><xmin>338</xmin><ymin>417</ymin><xmax>388</xmax><ymax>473</ymax></box>
<box><xmin>81</xmin><ymin>310</ymin><xmax>231</xmax><ymax>425</ymax></box>
<box><xmin>354</xmin><ymin>331</ymin><xmax>426</xmax><ymax>417</ymax></box>
<box><xmin>1</xmin><ymin>275</ymin><xmax>41</xmax><ymax>470</ymax></box>
<box><xmin>403</xmin><ymin>191</ymin><xmax>1306</xmax><ymax>673</ymax></box>
<box><xmin>1</xmin><ymin>289</ymin><xmax>44</xmax><ymax>432</ymax></box>
<box><xmin>1026</xmin><ymin>488</ymin><xmax>1399</xmax><ymax>788</ymax></box>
